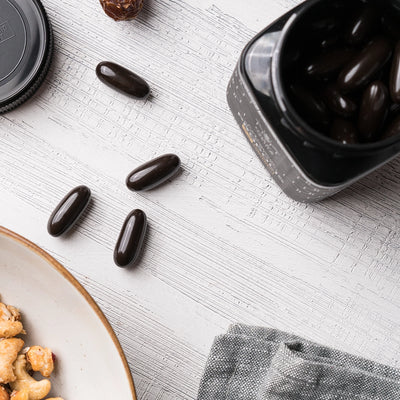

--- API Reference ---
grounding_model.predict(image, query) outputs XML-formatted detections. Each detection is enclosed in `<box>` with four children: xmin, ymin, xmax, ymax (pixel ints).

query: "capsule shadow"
<box><xmin>327</xmin><ymin>158</ymin><xmax>400</xmax><ymax>204</ymax></box>
<box><xmin>145</xmin><ymin>92</ymin><xmax>154</xmax><ymax>103</ymax></box>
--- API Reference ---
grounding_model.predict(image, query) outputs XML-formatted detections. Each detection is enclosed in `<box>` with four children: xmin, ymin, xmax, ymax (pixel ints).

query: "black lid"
<box><xmin>0</xmin><ymin>0</ymin><xmax>53</xmax><ymax>114</ymax></box>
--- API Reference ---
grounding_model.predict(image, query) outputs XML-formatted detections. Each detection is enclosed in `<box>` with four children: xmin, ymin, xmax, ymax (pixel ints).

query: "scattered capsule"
<box><xmin>330</xmin><ymin>119</ymin><xmax>358</xmax><ymax>144</ymax></box>
<box><xmin>47</xmin><ymin>186</ymin><xmax>91</xmax><ymax>237</ymax></box>
<box><xmin>390</xmin><ymin>41</ymin><xmax>400</xmax><ymax>103</ymax></box>
<box><xmin>114</xmin><ymin>209</ymin><xmax>147</xmax><ymax>268</ymax></box>
<box><xmin>323</xmin><ymin>85</ymin><xmax>357</xmax><ymax>118</ymax></box>
<box><xmin>358</xmin><ymin>81</ymin><xmax>389</xmax><ymax>142</ymax></box>
<box><xmin>290</xmin><ymin>84</ymin><xmax>331</xmax><ymax>128</ymax></box>
<box><xmin>337</xmin><ymin>36</ymin><xmax>392</xmax><ymax>93</ymax></box>
<box><xmin>346</xmin><ymin>5</ymin><xmax>377</xmax><ymax>45</ymax></box>
<box><xmin>126</xmin><ymin>154</ymin><xmax>181</xmax><ymax>191</ymax></box>
<box><xmin>306</xmin><ymin>48</ymin><xmax>355</xmax><ymax>79</ymax></box>
<box><xmin>96</xmin><ymin>61</ymin><xmax>150</xmax><ymax>99</ymax></box>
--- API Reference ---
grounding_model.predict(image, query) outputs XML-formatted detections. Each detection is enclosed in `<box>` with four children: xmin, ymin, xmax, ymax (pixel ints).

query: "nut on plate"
<box><xmin>26</xmin><ymin>347</ymin><xmax>54</xmax><ymax>378</ymax></box>
<box><xmin>0</xmin><ymin>302</ymin><xmax>25</xmax><ymax>339</ymax></box>
<box><xmin>10</xmin><ymin>390</ymin><xmax>28</xmax><ymax>400</ymax></box>
<box><xmin>0</xmin><ymin>338</ymin><xmax>24</xmax><ymax>384</ymax></box>
<box><xmin>100</xmin><ymin>0</ymin><xmax>144</xmax><ymax>21</ymax></box>
<box><xmin>9</xmin><ymin>355</ymin><xmax>51</xmax><ymax>400</ymax></box>
<box><xmin>0</xmin><ymin>385</ymin><xmax>9</xmax><ymax>400</ymax></box>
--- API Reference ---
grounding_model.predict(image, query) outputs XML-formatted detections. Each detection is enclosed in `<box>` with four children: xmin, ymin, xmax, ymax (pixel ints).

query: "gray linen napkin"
<box><xmin>197</xmin><ymin>324</ymin><xmax>400</xmax><ymax>400</ymax></box>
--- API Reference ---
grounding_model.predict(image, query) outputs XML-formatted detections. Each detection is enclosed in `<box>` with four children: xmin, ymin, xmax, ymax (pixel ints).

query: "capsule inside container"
<box><xmin>270</xmin><ymin>0</ymin><xmax>400</xmax><ymax>185</ymax></box>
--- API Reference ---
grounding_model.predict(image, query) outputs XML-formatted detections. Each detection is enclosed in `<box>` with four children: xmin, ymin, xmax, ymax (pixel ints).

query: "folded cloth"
<box><xmin>197</xmin><ymin>324</ymin><xmax>400</xmax><ymax>400</ymax></box>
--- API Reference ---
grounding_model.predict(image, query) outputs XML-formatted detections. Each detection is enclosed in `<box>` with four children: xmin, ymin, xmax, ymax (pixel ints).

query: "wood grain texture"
<box><xmin>1</xmin><ymin>0</ymin><xmax>400</xmax><ymax>399</ymax></box>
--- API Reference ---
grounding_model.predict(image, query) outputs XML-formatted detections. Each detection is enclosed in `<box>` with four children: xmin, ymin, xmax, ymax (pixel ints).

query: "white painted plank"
<box><xmin>1</xmin><ymin>0</ymin><xmax>400</xmax><ymax>399</ymax></box>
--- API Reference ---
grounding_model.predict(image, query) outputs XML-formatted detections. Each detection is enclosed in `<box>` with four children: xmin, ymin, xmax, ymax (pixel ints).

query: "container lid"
<box><xmin>0</xmin><ymin>0</ymin><xmax>53</xmax><ymax>114</ymax></box>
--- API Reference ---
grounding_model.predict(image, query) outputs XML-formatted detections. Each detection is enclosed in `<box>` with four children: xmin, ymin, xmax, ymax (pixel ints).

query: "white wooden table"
<box><xmin>1</xmin><ymin>0</ymin><xmax>400</xmax><ymax>398</ymax></box>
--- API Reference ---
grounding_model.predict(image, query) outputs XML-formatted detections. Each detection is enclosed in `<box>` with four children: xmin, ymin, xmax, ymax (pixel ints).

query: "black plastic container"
<box><xmin>0</xmin><ymin>0</ymin><xmax>53</xmax><ymax>114</ymax></box>
<box><xmin>227</xmin><ymin>0</ymin><xmax>400</xmax><ymax>202</ymax></box>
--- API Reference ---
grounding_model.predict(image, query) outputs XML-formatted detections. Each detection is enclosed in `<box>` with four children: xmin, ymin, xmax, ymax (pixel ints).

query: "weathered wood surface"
<box><xmin>1</xmin><ymin>0</ymin><xmax>400</xmax><ymax>399</ymax></box>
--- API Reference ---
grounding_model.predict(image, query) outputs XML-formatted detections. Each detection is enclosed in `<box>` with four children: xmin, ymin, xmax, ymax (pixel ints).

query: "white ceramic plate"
<box><xmin>0</xmin><ymin>226</ymin><xmax>137</xmax><ymax>400</ymax></box>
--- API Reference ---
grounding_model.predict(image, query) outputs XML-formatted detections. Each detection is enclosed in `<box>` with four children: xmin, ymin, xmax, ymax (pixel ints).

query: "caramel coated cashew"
<box><xmin>26</xmin><ymin>348</ymin><xmax>53</xmax><ymax>378</ymax></box>
<box><xmin>0</xmin><ymin>385</ymin><xmax>9</xmax><ymax>400</ymax></box>
<box><xmin>0</xmin><ymin>303</ymin><xmax>24</xmax><ymax>339</ymax></box>
<box><xmin>0</xmin><ymin>338</ymin><xmax>24</xmax><ymax>384</ymax></box>
<box><xmin>9</xmin><ymin>355</ymin><xmax>50</xmax><ymax>400</ymax></box>
<box><xmin>10</xmin><ymin>390</ymin><xmax>28</xmax><ymax>400</ymax></box>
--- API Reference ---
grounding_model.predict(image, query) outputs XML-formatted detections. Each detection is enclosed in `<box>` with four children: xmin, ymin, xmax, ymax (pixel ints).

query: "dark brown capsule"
<box><xmin>330</xmin><ymin>119</ymin><xmax>358</xmax><ymax>144</ymax></box>
<box><xmin>323</xmin><ymin>84</ymin><xmax>357</xmax><ymax>118</ymax></box>
<box><xmin>390</xmin><ymin>102</ymin><xmax>400</xmax><ymax>116</ymax></box>
<box><xmin>114</xmin><ymin>209</ymin><xmax>147</xmax><ymax>268</ymax></box>
<box><xmin>47</xmin><ymin>186</ymin><xmax>91</xmax><ymax>237</ymax></box>
<box><xmin>290</xmin><ymin>84</ymin><xmax>331</xmax><ymax>129</ymax></box>
<box><xmin>382</xmin><ymin>114</ymin><xmax>400</xmax><ymax>140</ymax></box>
<box><xmin>306</xmin><ymin>48</ymin><xmax>355</xmax><ymax>79</ymax></box>
<box><xmin>283</xmin><ymin>46</ymin><xmax>301</xmax><ymax>67</ymax></box>
<box><xmin>382</xmin><ymin>12</ymin><xmax>400</xmax><ymax>40</ymax></box>
<box><xmin>337</xmin><ymin>36</ymin><xmax>392</xmax><ymax>93</ymax></box>
<box><xmin>390</xmin><ymin>41</ymin><xmax>400</xmax><ymax>103</ymax></box>
<box><xmin>126</xmin><ymin>154</ymin><xmax>181</xmax><ymax>191</ymax></box>
<box><xmin>310</xmin><ymin>15</ymin><xmax>340</xmax><ymax>34</ymax></box>
<box><xmin>346</xmin><ymin>5</ymin><xmax>377</xmax><ymax>45</ymax></box>
<box><xmin>358</xmin><ymin>81</ymin><xmax>389</xmax><ymax>142</ymax></box>
<box><xmin>318</xmin><ymin>34</ymin><xmax>339</xmax><ymax>50</ymax></box>
<box><xmin>96</xmin><ymin>61</ymin><xmax>150</xmax><ymax>99</ymax></box>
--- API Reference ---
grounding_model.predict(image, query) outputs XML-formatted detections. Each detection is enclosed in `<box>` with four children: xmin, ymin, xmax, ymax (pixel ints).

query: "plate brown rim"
<box><xmin>0</xmin><ymin>226</ymin><xmax>137</xmax><ymax>400</ymax></box>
